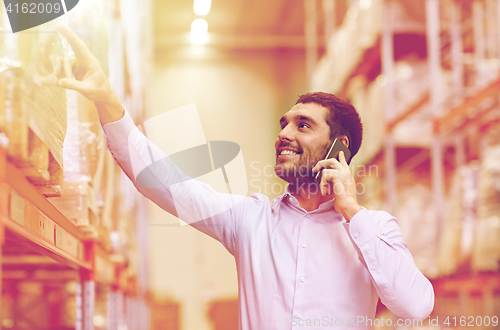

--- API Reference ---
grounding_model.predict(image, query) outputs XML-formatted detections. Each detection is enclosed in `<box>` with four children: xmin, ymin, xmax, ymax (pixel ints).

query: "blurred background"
<box><xmin>0</xmin><ymin>0</ymin><xmax>499</xmax><ymax>329</ymax></box>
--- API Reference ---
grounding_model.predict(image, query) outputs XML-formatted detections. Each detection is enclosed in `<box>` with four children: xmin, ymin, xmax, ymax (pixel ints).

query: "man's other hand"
<box><xmin>312</xmin><ymin>151</ymin><xmax>362</xmax><ymax>221</ymax></box>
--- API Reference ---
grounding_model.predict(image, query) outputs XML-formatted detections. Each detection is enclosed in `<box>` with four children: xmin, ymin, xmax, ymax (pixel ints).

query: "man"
<box><xmin>48</xmin><ymin>26</ymin><xmax>434</xmax><ymax>329</ymax></box>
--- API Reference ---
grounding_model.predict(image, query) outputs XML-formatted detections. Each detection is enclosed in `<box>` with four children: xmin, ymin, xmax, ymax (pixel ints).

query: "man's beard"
<box><xmin>274</xmin><ymin>141</ymin><xmax>331</xmax><ymax>188</ymax></box>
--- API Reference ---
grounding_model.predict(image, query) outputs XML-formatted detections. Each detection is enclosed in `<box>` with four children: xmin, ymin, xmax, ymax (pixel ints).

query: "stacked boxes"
<box><xmin>0</xmin><ymin>10</ymin><xmax>67</xmax><ymax>195</ymax></box>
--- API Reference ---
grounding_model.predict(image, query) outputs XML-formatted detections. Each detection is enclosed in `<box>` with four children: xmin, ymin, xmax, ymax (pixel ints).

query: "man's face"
<box><xmin>274</xmin><ymin>102</ymin><xmax>332</xmax><ymax>185</ymax></box>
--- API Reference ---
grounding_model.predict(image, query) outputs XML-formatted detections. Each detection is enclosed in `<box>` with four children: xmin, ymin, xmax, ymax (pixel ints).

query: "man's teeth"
<box><xmin>281</xmin><ymin>150</ymin><xmax>298</xmax><ymax>155</ymax></box>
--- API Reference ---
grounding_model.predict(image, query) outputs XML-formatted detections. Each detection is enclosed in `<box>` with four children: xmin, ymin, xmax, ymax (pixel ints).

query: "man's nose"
<box><xmin>278</xmin><ymin>125</ymin><xmax>294</xmax><ymax>142</ymax></box>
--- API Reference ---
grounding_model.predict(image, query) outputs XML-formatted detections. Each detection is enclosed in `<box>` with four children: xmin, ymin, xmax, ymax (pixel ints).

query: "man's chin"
<box><xmin>275</xmin><ymin>167</ymin><xmax>317</xmax><ymax>186</ymax></box>
<box><xmin>274</xmin><ymin>164</ymin><xmax>295</xmax><ymax>179</ymax></box>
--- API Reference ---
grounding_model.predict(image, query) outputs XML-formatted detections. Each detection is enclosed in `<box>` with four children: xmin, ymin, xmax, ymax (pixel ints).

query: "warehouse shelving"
<box><xmin>309</xmin><ymin>0</ymin><xmax>500</xmax><ymax>323</ymax></box>
<box><xmin>0</xmin><ymin>0</ymin><xmax>153</xmax><ymax>326</ymax></box>
<box><xmin>312</xmin><ymin>0</ymin><xmax>500</xmax><ymax>245</ymax></box>
<box><xmin>0</xmin><ymin>143</ymin><xmax>150</xmax><ymax>329</ymax></box>
<box><xmin>432</xmin><ymin>272</ymin><xmax>500</xmax><ymax>318</ymax></box>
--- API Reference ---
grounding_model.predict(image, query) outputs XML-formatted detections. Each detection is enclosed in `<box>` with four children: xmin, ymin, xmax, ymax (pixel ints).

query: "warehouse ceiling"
<box><xmin>153</xmin><ymin>0</ymin><xmax>349</xmax><ymax>50</ymax></box>
<box><xmin>154</xmin><ymin>0</ymin><xmax>304</xmax><ymax>35</ymax></box>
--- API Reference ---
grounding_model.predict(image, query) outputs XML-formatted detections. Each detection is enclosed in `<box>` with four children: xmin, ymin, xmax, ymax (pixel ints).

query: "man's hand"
<box><xmin>312</xmin><ymin>151</ymin><xmax>362</xmax><ymax>221</ymax></box>
<box><xmin>37</xmin><ymin>25</ymin><xmax>124</xmax><ymax>125</ymax></box>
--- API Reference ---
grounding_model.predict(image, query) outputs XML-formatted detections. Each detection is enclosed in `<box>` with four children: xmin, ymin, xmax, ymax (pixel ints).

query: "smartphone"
<box><xmin>314</xmin><ymin>138</ymin><xmax>351</xmax><ymax>183</ymax></box>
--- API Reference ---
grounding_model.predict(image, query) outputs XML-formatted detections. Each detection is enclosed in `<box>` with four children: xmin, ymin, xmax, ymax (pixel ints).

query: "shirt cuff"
<box><xmin>101</xmin><ymin>105</ymin><xmax>138</xmax><ymax>150</ymax></box>
<box><xmin>347</xmin><ymin>208</ymin><xmax>383</xmax><ymax>247</ymax></box>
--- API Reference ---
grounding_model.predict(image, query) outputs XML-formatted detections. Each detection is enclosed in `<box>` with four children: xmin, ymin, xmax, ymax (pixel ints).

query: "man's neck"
<box><xmin>289</xmin><ymin>183</ymin><xmax>333</xmax><ymax>212</ymax></box>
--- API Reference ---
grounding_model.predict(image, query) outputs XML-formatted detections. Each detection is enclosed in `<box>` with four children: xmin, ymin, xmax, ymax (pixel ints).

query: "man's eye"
<box><xmin>299</xmin><ymin>123</ymin><xmax>310</xmax><ymax>129</ymax></box>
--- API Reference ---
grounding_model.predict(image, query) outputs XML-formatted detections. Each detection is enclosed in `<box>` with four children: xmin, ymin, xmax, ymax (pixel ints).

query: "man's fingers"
<box><xmin>313</xmin><ymin>160</ymin><xmax>327</xmax><ymax>173</ymax></box>
<box><xmin>320</xmin><ymin>169</ymin><xmax>337</xmax><ymax>196</ymax></box>
<box><xmin>33</xmin><ymin>73</ymin><xmax>58</xmax><ymax>87</ymax></box>
<box><xmin>53</xmin><ymin>57</ymin><xmax>63</xmax><ymax>77</ymax></box>
<box><xmin>314</xmin><ymin>158</ymin><xmax>341</xmax><ymax>173</ymax></box>
<box><xmin>57</xmin><ymin>78</ymin><xmax>87</xmax><ymax>92</ymax></box>
<box><xmin>338</xmin><ymin>151</ymin><xmax>351</xmax><ymax>168</ymax></box>
<box><xmin>339</xmin><ymin>151</ymin><xmax>348</xmax><ymax>166</ymax></box>
<box><xmin>56</xmin><ymin>25</ymin><xmax>92</xmax><ymax>59</ymax></box>
<box><xmin>312</xmin><ymin>164</ymin><xmax>323</xmax><ymax>175</ymax></box>
<box><xmin>63</xmin><ymin>57</ymin><xmax>75</xmax><ymax>78</ymax></box>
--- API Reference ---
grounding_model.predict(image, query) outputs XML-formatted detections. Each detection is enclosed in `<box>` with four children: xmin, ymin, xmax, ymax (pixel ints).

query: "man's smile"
<box><xmin>280</xmin><ymin>150</ymin><xmax>299</xmax><ymax>155</ymax></box>
<box><xmin>277</xmin><ymin>144</ymin><xmax>302</xmax><ymax>159</ymax></box>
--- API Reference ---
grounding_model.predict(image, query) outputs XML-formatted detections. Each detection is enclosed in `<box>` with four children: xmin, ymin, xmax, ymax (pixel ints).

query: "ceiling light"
<box><xmin>194</xmin><ymin>0</ymin><xmax>212</xmax><ymax>15</ymax></box>
<box><xmin>359</xmin><ymin>0</ymin><xmax>372</xmax><ymax>9</ymax></box>
<box><xmin>190</xmin><ymin>19</ymin><xmax>208</xmax><ymax>44</ymax></box>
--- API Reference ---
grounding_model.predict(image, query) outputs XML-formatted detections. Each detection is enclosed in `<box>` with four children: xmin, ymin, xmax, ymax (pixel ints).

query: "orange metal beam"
<box><xmin>387</xmin><ymin>93</ymin><xmax>430</xmax><ymax>133</ymax></box>
<box><xmin>4</xmin><ymin>161</ymin><xmax>86</xmax><ymax>241</ymax></box>
<box><xmin>451</xmin><ymin>99</ymin><xmax>499</xmax><ymax>134</ymax></box>
<box><xmin>1</xmin><ymin>147</ymin><xmax>138</xmax><ymax>311</ymax></box>
<box><xmin>3</xmin><ymin>218</ymin><xmax>92</xmax><ymax>270</ymax></box>
<box><xmin>3</xmin><ymin>160</ymin><xmax>125</xmax><ymax>285</ymax></box>
<box><xmin>434</xmin><ymin>78</ymin><xmax>500</xmax><ymax>134</ymax></box>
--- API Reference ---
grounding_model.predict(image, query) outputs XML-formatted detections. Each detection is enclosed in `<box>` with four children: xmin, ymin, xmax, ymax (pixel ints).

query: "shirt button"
<box><xmin>297</xmin><ymin>314</ymin><xmax>302</xmax><ymax>319</ymax></box>
<box><xmin>306</xmin><ymin>213</ymin><xmax>311</xmax><ymax>218</ymax></box>
<box><xmin>370</xmin><ymin>265</ymin><xmax>376</xmax><ymax>270</ymax></box>
<box><xmin>302</xmin><ymin>243</ymin><xmax>307</xmax><ymax>248</ymax></box>
<box><xmin>300</xmin><ymin>277</ymin><xmax>305</xmax><ymax>282</ymax></box>
<box><xmin>353</xmin><ymin>233</ymin><xmax>359</xmax><ymax>238</ymax></box>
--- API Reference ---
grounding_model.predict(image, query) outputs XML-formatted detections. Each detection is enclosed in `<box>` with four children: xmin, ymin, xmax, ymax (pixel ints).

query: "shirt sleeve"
<box><xmin>344</xmin><ymin>208</ymin><xmax>435</xmax><ymax>320</ymax></box>
<box><xmin>101</xmin><ymin>108</ymin><xmax>254</xmax><ymax>255</ymax></box>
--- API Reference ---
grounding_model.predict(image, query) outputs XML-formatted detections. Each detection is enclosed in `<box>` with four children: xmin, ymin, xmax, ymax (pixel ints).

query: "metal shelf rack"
<box><xmin>0</xmin><ymin>145</ymin><xmax>149</xmax><ymax>330</ymax></box>
<box><xmin>307</xmin><ymin>0</ymin><xmax>500</xmax><ymax>323</ymax></box>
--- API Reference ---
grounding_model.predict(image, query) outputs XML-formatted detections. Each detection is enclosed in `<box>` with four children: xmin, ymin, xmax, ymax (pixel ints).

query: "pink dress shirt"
<box><xmin>102</xmin><ymin>110</ymin><xmax>434</xmax><ymax>330</ymax></box>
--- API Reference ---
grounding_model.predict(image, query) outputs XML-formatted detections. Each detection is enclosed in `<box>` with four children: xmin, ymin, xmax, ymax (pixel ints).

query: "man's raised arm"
<box><xmin>40</xmin><ymin>26</ymin><xmax>252</xmax><ymax>254</ymax></box>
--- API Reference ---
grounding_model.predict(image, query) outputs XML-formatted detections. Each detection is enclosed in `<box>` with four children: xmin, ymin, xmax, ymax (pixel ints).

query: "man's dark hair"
<box><xmin>295</xmin><ymin>92</ymin><xmax>363</xmax><ymax>159</ymax></box>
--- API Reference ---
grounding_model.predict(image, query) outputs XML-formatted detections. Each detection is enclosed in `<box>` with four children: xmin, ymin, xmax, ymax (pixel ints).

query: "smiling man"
<box><xmin>274</xmin><ymin>94</ymin><xmax>364</xmax><ymax>217</ymax></box>
<box><xmin>48</xmin><ymin>26</ymin><xmax>434</xmax><ymax>330</ymax></box>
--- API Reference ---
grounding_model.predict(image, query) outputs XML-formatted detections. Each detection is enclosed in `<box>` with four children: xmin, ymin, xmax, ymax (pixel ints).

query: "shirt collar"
<box><xmin>276</xmin><ymin>185</ymin><xmax>293</xmax><ymax>203</ymax></box>
<box><xmin>277</xmin><ymin>184</ymin><xmax>337</xmax><ymax>214</ymax></box>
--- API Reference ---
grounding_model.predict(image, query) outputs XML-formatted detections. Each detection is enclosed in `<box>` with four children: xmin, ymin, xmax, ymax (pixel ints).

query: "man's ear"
<box><xmin>339</xmin><ymin>135</ymin><xmax>349</xmax><ymax>149</ymax></box>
